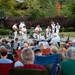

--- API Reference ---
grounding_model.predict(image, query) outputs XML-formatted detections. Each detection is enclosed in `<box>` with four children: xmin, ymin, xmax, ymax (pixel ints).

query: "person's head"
<box><xmin>40</xmin><ymin>43</ymin><xmax>45</xmax><ymax>49</ymax></box>
<box><xmin>37</xmin><ymin>25</ymin><xmax>40</xmax><ymax>27</ymax></box>
<box><xmin>24</xmin><ymin>43</ymin><xmax>29</xmax><ymax>49</ymax></box>
<box><xmin>21</xmin><ymin>48</ymin><xmax>34</xmax><ymax>64</ymax></box>
<box><xmin>66</xmin><ymin>47</ymin><xmax>75</xmax><ymax>60</ymax></box>
<box><xmin>15</xmin><ymin>38</ymin><xmax>18</xmax><ymax>41</ymax></box>
<box><xmin>50</xmin><ymin>46</ymin><xmax>59</xmax><ymax>54</ymax></box>
<box><xmin>56</xmin><ymin>22</ymin><xmax>59</xmax><ymax>25</ymax></box>
<box><xmin>33</xmin><ymin>45</ymin><xmax>42</xmax><ymax>56</ymax></box>
<box><xmin>0</xmin><ymin>46</ymin><xmax>8</xmax><ymax>58</ymax></box>
<box><xmin>47</xmin><ymin>26</ymin><xmax>50</xmax><ymax>28</ymax></box>
<box><xmin>21</xmin><ymin>21</ymin><xmax>24</xmax><ymax>23</ymax></box>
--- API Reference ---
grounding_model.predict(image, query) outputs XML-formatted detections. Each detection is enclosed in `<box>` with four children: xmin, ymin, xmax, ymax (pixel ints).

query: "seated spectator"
<box><xmin>40</xmin><ymin>43</ymin><xmax>51</xmax><ymax>55</ymax></box>
<box><xmin>49</xmin><ymin>34</ymin><xmax>60</xmax><ymax>47</ymax></box>
<box><xmin>10</xmin><ymin>40</ymin><xmax>14</xmax><ymax>48</ymax></box>
<box><xmin>71</xmin><ymin>39</ymin><xmax>75</xmax><ymax>47</ymax></box>
<box><xmin>0</xmin><ymin>46</ymin><xmax>13</xmax><ymax>63</ymax></box>
<box><xmin>38</xmin><ymin>40</ymin><xmax>49</xmax><ymax>48</ymax></box>
<box><xmin>14</xmin><ymin>47</ymin><xmax>22</xmax><ymax>62</ymax></box>
<box><xmin>14</xmin><ymin>38</ymin><xmax>19</xmax><ymax>50</ymax></box>
<box><xmin>33</xmin><ymin>45</ymin><xmax>42</xmax><ymax>56</ymax></box>
<box><xmin>14</xmin><ymin>61</ymin><xmax>24</xmax><ymax>67</ymax></box>
<box><xmin>14</xmin><ymin>52</ymin><xmax>24</xmax><ymax>67</ymax></box>
<box><xmin>18</xmin><ymin>40</ymin><xmax>24</xmax><ymax>49</ymax></box>
<box><xmin>14</xmin><ymin>46</ymin><xmax>24</xmax><ymax>67</ymax></box>
<box><xmin>64</xmin><ymin>41</ymin><xmax>70</xmax><ymax>49</ymax></box>
<box><xmin>59</xmin><ymin>52</ymin><xmax>66</xmax><ymax>62</ymax></box>
<box><xmin>60</xmin><ymin>47</ymin><xmax>75</xmax><ymax>75</ymax></box>
<box><xmin>23</xmin><ymin>43</ymin><xmax>29</xmax><ymax>49</ymax></box>
<box><xmin>50</xmin><ymin>46</ymin><xmax>59</xmax><ymax>54</ymax></box>
<box><xmin>16</xmin><ymin>48</ymin><xmax>46</xmax><ymax>70</ymax></box>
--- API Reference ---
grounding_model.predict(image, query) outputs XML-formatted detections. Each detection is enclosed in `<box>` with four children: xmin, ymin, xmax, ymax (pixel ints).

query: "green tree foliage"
<box><xmin>0</xmin><ymin>0</ymin><xmax>16</xmax><ymax>16</ymax></box>
<box><xmin>68</xmin><ymin>0</ymin><xmax>75</xmax><ymax>18</ymax></box>
<box><xmin>0</xmin><ymin>0</ymin><xmax>16</xmax><ymax>10</ymax></box>
<box><xmin>0</xmin><ymin>0</ymin><xmax>75</xmax><ymax>19</ymax></box>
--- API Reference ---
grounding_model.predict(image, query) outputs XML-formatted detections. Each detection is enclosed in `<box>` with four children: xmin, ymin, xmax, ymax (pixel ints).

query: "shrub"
<box><xmin>61</xmin><ymin>27</ymin><xmax>66</xmax><ymax>32</ymax></box>
<box><xmin>66</xmin><ymin>27</ymin><xmax>74</xmax><ymax>32</ymax></box>
<box><xmin>0</xmin><ymin>29</ymin><xmax>12</xmax><ymax>35</ymax></box>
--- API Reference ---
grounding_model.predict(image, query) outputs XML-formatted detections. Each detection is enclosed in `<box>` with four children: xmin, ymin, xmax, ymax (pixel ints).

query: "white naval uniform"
<box><xmin>34</xmin><ymin>27</ymin><xmax>42</xmax><ymax>39</ymax></box>
<box><xmin>21</xmin><ymin>27</ymin><xmax>27</xmax><ymax>41</ymax></box>
<box><xmin>45</xmin><ymin>28</ymin><xmax>51</xmax><ymax>40</ymax></box>
<box><xmin>51</xmin><ymin>23</ymin><xmax>55</xmax><ymax>35</ymax></box>
<box><xmin>12</xmin><ymin>24</ymin><xmax>18</xmax><ymax>40</ymax></box>
<box><xmin>19</xmin><ymin>22</ymin><xmax>25</xmax><ymax>35</ymax></box>
<box><xmin>55</xmin><ymin>24</ymin><xmax>60</xmax><ymax>36</ymax></box>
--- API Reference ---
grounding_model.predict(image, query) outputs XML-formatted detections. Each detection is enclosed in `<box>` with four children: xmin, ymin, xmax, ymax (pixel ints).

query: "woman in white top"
<box><xmin>21</xmin><ymin>26</ymin><xmax>27</xmax><ymax>41</ymax></box>
<box><xmin>45</xmin><ymin>26</ymin><xmax>51</xmax><ymax>40</ymax></box>
<box><xmin>12</xmin><ymin>23</ymin><xmax>18</xmax><ymax>40</ymax></box>
<box><xmin>19</xmin><ymin>21</ymin><xmax>25</xmax><ymax>35</ymax></box>
<box><xmin>55</xmin><ymin>22</ymin><xmax>60</xmax><ymax>36</ymax></box>
<box><xmin>51</xmin><ymin>21</ymin><xmax>55</xmax><ymax>35</ymax></box>
<box><xmin>34</xmin><ymin>25</ymin><xmax>42</xmax><ymax>40</ymax></box>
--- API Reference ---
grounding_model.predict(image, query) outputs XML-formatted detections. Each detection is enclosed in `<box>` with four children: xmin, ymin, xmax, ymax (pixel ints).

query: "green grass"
<box><xmin>0</xmin><ymin>31</ymin><xmax>75</xmax><ymax>38</ymax></box>
<box><xmin>59</xmin><ymin>32</ymin><xmax>75</xmax><ymax>37</ymax></box>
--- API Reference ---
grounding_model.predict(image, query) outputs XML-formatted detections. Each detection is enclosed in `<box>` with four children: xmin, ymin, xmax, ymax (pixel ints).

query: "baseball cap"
<box><xmin>32</xmin><ymin>45</ymin><xmax>42</xmax><ymax>51</ymax></box>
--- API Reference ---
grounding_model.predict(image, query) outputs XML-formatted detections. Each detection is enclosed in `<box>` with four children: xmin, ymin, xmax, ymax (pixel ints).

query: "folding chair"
<box><xmin>9</xmin><ymin>68</ymin><xmax>47</xmax><ymax>75</ymax></box>
<box><xmin>34</xmin><ymin>54</ymin><xmax>60</xmax><ymax>75</ymax></box>
<box><xmin>0</xmin><ymin>63</ymin><xmax>13</xmax><ymax>75</ymax></box>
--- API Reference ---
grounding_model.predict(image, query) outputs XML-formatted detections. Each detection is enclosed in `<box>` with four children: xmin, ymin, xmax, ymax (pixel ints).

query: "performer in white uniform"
<box><xmin>34</xmin><ymin>25</ymin><xmax>42</xmax><ymax>40</ymax></box>
<box><xmin>51</xmin><ymin>21</ymin><xmax>55</xmax><ymax>36</ymax></box>
<box><xmin>21</xmin><ymin>26</ymin><xmax>27</xmax><ymax>41</ymax></box>
<box><xmin>12</xmin><ymin>23</ymin><xmax>18</xmax><ymax>40</ymax></box>
<box><xmin>55</xmin><ymin>22</ymin><xmax>60</xmax><ymax>36</ymax></box>
<box><xmin>45</xmin><ymin>26</ymin><xmax>51</xmax><ymax>40</ymax></box>
<box><xmin>19</xmin><ymin>21</ymin><xmax>25</xmax><ymax>35</ymax></box>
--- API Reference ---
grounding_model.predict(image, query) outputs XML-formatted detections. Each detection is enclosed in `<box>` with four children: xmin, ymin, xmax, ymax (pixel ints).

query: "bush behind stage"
<box><xmin>0</xmin><ymin>16</ymin><xmax>75</xmax><ymax>31</ymax></box>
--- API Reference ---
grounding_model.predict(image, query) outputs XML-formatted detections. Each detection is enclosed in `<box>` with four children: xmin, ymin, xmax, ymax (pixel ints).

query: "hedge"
<box><xmin>0</xmin><ymin>29</ymin><xmax>12</xmax><ymax>35</ymax></box>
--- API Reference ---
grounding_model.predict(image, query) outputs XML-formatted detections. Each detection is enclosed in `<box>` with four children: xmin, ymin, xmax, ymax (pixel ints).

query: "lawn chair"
<box><xmin>34</xmin><ymin>54</ymin><xmax>60</xmax><ymax>75</ymax></box>
<box><xmin>9</xmin><ymin>68</ymin><xmax>47</xmax><ymax>75</ymax></box>
<box><xmin>0</xmin><ymin>63</ymin><xmax>13</xmax><ymax>75</ymax></box>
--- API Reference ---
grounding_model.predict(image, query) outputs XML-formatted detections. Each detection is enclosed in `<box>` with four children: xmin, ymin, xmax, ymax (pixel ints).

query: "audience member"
<box><xmin>17</xmin><ymin>48</ymin><xmax>46</xmax><ymax>70</ymax></box>
<box><xmin>40</xmin><ymin>43</ymin><xmax>51</xmax><ymax>55</ymax></box>
<box><xmin>0</xmin><ymin>46</ymin><xmax>13</xmax><ymax>63</ymax></box>
<box><xmin>14</xmin><ymin>38</ymin><xmax>19</xmax><ymax>50</ymax></box>
<box><xmin>33</xmin><ymin>45</ymin><xmax>42</xmax><ymax>56</ymax></box>
<box><xmin>49</xmin><ymin>33</ymin><xmax>60</xmax><ymax>47</ymax></box>
<box><xmin>71</xmin><ymin>39</ymin><xmax>75</xmax><ymax>47</ymax></box>
<box><xmin>50</xmin><ymin>46</ymin><xmax>59</xmax><ymax>54</ymax></box>
<box><xmin>60</xmin><ymin>47</ymin><xmax>75</xmax><ymax>75</ymax></box>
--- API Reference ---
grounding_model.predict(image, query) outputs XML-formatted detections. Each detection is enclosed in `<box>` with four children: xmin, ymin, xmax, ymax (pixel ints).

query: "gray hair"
<box><xmin>21</xmin><ymin>48</ymin><xmax>35</xmax><ymax>63</ymax></box>
<box><xmin>66</xmin><ymin>47</ymin><xmax>75</xmax><ymax>60</ymax></box>
<box><xmin>53</xmin><ymin>42</ymin><xmax>59</xmax><ymax>49</ymax></box>
<box><xmin>50</xmin><ymin>46</ymin><xmax>59</xmax><ymax>54</ymax></box>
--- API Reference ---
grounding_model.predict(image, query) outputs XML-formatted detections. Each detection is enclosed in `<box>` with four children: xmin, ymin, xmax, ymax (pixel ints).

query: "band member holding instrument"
<box><xmin>34</xmin><ymin>25</ymin><xmax>42</xmax><ymax>39</ymax></box>
<box><xmin>55</xmin><ymin>22</ymin><xmax>60</xmax><ymax>36</ymax></box>
<box><xmin>51</xmin><ymin>21</ymin><xmax>55</xmax><ymax>36</ymax></box>
<box><xmin>45</xmin><ymin>26</ymin><xmax>51</xmax><ymax>40</ymax></box>
<box><xmin>19</xmin><ymin>21</ymin><xmax>26</xmax><ymax>35</ymax></box>
<box><xmin>12</xmin><ymin>23</ymin><xmax>18</xmax><ymax>40</ymax></box>
<box><xmin>21</xmin><ymin>25</ymin><xmax>27</xmax><ymax>41</ymax></box>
